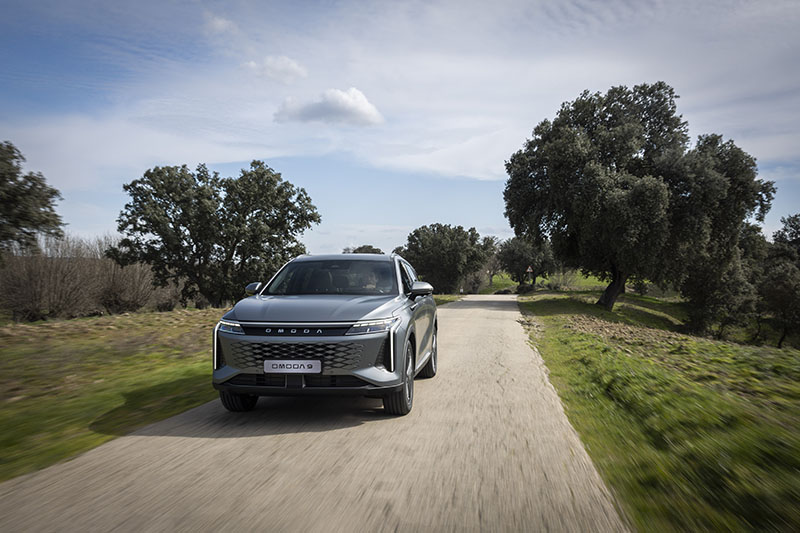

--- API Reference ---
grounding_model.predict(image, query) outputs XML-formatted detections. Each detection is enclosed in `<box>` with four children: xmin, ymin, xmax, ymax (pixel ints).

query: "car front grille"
<box><xmin>226</xmin><ymin>374</ymin><xmax>369</xmax><ymax>388</ymax></box>
<box><xmin>228</xmin><ymin>341</ymin><xmax>365</xmax><ymax>370</ymax></box>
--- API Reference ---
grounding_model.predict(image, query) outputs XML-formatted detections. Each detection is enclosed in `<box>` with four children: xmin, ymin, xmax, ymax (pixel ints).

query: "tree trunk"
<box><xmin>750</xmin><ymin>315</ymin><xmax>763</xmax><ymax>343</ymax></box>
<box><xmin>596</xmin><ymin>268</ymin><xmax>627</xmax><ymax>311</ymax></box>
<box><xmin>778</xmin><ymin>325</ymin><xmax>787</xmax><ymax>349</ymax></box>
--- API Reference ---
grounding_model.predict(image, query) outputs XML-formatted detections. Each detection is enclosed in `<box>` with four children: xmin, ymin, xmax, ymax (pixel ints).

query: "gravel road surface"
<box><xmin>0</xmin><ymin>294</ymin><xmax>627</xmax><ymax>532</ymax></box>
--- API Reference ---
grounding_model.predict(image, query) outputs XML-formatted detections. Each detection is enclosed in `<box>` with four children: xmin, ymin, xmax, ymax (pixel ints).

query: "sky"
<box><xmin>1</xmin><ymin>0</ymin><xmax>799</xmax><ymax>254</ymax></box>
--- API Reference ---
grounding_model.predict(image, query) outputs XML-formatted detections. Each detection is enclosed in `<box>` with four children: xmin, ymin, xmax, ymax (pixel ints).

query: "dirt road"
<box><xmin>0</xmin><ymin>295</ymin><xmax>627</xmax><ymax>532</ymax></box>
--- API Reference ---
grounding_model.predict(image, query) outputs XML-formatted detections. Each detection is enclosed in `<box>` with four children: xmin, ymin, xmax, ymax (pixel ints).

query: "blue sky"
<box><xmin>2</xmin><ymin>0</ymin><xmax>799</xmax><ymax>254</ymax></box>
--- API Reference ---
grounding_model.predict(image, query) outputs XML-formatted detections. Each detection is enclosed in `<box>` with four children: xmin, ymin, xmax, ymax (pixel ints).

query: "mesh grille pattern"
<box><xmin>228</xmin><ymin>341</ymin><xmax>365</xmax><ymax>370</ymax></box>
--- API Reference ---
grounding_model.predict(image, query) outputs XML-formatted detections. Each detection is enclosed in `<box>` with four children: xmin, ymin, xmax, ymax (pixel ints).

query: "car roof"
<box><xmin>292</xmin><ymin>254</ymin><xmax>393</xmax><ymax>263</ymax></box>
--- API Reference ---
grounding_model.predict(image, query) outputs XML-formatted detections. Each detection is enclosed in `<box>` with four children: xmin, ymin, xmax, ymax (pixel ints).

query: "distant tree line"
<box><xmin>0</xmin><ymin>147</ymin><xmax>321</xmax><ymax>316</ymax></box>
<box><xmin>1</xmin><ymin>89</ymin><xmax>799</xmax><ymax>347</ymax></box>
<box><xmin>343</xmin><ymin>244</ymin><xmax>383</xmax><ymax>254</ymax></box>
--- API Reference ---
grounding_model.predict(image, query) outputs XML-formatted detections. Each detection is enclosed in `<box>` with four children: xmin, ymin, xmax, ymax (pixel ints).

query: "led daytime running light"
<box><xmin>346</xmin><ymin>317</ymin><xmax>399</xmax><ymax>335</ymax></box>
<box><xmin>218</xmin><ymin>320</ymin><xmax>244</xmax><ymax>335</ymax></box>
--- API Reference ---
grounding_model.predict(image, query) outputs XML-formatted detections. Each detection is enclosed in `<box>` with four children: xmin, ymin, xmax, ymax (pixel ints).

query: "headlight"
<box><xmin>346</xmin><ymin>317</ymin><xmax>399</xmax><ymax>335</ymax></box>
<box><xmin>218</xmin><ymin>320</ymin><xmax>244</xmax><ymax>335</ymax></box>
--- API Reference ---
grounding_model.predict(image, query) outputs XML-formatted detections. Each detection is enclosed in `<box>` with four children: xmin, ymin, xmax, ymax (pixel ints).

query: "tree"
<box><xmin>738</xmin><ymin>224</ymin><xmax>771</xmax><ymax>342</ymax></box>
<box><xmin>485</xmin><ymin>248</ymin><xmax>502</xmax><ymax>287</ymax></box>
<box><xmin>462</xmin><ymin>236</ymin><xmax>500</xmax><ymax>293</ymax></box>
<box><xmin>497</xmin><ymin>237</ymin><xmax>554</xmax><ymax>285</ymax></box>
<box><xmin>676</xmin><ymin>135</ymin><xmax>774</xmax><ymax>331</ymax></box>
<box><xmin>343</xmin><ymin>244</ymin><xmax>383</xmax><ymax>254</ymax></box>
<box><xmin>0</xmin><ymin>141</ymin><xmax>63</xmax><ymax>255</ymax></box>
<box><xmin>759</xmin><ymin>259</ymin><xmax>800</xmax><ymax>348</ymax></box>
<box><xmin>394</xmin><ymin>223</ymin><xmax>488</xmax><ymax>293</ymax></box>
<box><xmin>481</xmin><ymin>236</ymin><xmax>501</xmax><ymax>286</ymax></box>
<box><xmin>109</xmin><ymin>161</ymin><xmax>320</xmax><ymax>306</ymax></box>
<box><xmin>773</xmin><ymin>213</ymin><xmax>800</xmax><ymax>257</ymax></box>
<box><xmin>504</xmin><ymin>82</ymin><xmax>774</xmax><ymax>316</ymax></box>
<box><xmin>758</xmin><ymin>214</ymin><xmax>800</xmax><ymax>348</ymax></box>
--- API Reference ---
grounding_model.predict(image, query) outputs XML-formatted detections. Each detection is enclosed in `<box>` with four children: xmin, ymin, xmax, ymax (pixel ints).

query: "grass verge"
<box><xmin>0</xmin><ymin>309</ymin><xmax>223</xmax><ymax>482</ymax></box>
<box><xmin>480</xmin><ymin>272</ymin><xmax>518</xmax><ymax>294</ymax></box>
<box><xmin>433</xmin><ymin>294</ymin><xmax>461</xmax><ymax>306</ymax></box>
<box><xmin>519</xmin><ymin>292</ymin><xmax>800</xmax><ymax>531</ymax></box>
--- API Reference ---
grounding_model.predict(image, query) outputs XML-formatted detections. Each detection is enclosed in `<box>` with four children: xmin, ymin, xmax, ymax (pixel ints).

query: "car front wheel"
<box><xmin>383</xmin><ymin>342</ymin><xmax>414</xmax><ymax>415</ymax></box>
<box><xmin>219</xmin><ymin>390</ymin><xmax>258</xmax><ymax>412</ymax></box>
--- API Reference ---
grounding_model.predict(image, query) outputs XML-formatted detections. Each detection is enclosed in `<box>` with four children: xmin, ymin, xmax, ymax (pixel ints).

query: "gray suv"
<box><xmin>212</xmin><ymin>254</ymin><xmax>437</xmax><ymax>415</ymax></box>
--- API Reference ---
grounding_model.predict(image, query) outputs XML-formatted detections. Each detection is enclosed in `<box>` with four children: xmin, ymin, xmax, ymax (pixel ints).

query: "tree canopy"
<box><xmin>0</xmin><ymin>141</ymin><xmax>63</xmax><ymax>254</ymax></box>
<box><xmin>504</xmin><ymin>82</ymin><xmax>774</xmax><ymax>317</ymax></box>
<box><xmin>109</xmin><ymin>161</ymin><xmax>320</xmax><ymax>306</ymax></box>
<box><xmin>497</xmin><ymin>237</ymin><xmax>554</xmax><ymax>284</ymax></box>
<box><xmin>774</xmin><ymin>214</ymin><xmax>800</xmax><ymax>257</ymax></box>
<box><xmin>757</xmin><ymin>214</ymin><xmax>800</xmax><ymax>348</ymax></box>
<box><xmin>394</xmin><ymin>223</ymin><xmax>488</xmax><ymax>293</ymax></box>
<box><xmin>343</xmin><ymin>244</ymin><xmax>383</xmax><ymax>254</ymax></box>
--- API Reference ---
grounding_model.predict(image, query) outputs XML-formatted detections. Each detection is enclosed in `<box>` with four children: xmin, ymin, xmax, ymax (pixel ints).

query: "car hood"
<box><xmin>224</xmin><ymin>294</ymin><xmax>402</xmax><ymax>323</ymax></box>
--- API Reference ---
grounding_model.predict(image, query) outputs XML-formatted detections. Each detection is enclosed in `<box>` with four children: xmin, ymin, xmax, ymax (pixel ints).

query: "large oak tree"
<box><xmin>504</xmin><ymin>82</ymin><xmax>774</xmax><ymax>318</ymax></box>
<box><xmin>109</xmin><ymin>161</ymin><xmax>320</xmax><ymax>306</ymax></box>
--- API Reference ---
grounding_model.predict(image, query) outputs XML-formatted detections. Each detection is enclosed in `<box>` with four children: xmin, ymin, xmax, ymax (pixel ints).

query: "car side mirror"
<box><xmin>409</xmin><ymin>281</ymin><xmax>433</xmax><ymax>297</ymax></box>
<box><xmin>245</xmin><ymin>282</ymin><xmax>263</xmax><ymax>296</ymax></box>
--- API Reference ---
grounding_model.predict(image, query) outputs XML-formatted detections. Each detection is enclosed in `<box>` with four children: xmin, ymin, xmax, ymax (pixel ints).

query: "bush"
<box><xmin>93</xmin><ymin>236</ymin><xmax>154</xmax><ymax>314</ymax></box>
<box><xmin>0</xmin><ymin>236</ymin><xmax>97</xmax><ymax>320</ymax></box>
<box><xmin>151</xmin><ymin>279</ymin><xmax>183</xmax><ymax>312</ymax></box>
<box><xmin>462</xmin><ymin>270</ymin><xmax>487</xmax><ymax>294</ymax></box>
<box><xmin>633</xmin><ymin>279</ymin><xmax>650</xmax><ymax>296</ymax></box>
<box><xmin>0</xmin><ymin>234</ymin><xmax>163</xmax><ymax>321</ymax></box>
<box><xmin>546</xmin><ymin>269</ymin><xmax>578</xmax><ymax>290</ymax></box>
<box><xmin>516</xmin><ymin>283</ymin><xmax>535</xmax><ymax>294</ymax></box>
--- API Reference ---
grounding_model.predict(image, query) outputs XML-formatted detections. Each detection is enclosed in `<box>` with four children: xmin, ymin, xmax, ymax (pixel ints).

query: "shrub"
<box><xmin>516</xmin><ymin>283</ymin><xmax>535</xmax><ymax>295</ymax></box>
<box><xmin>151</xmin><ymin>279</ymin><xmax>183</xmax><ymax>312</ymax></box>
<box><xmin>93</xmin><ymin>236</ymin><xmax>153</xmax><ymax>314</ymax></box>
<box><xmin>633</xmin><ymin>279</ymin><xmax>650</xmax><ymax>296</ymax></box>
<box><xmin>0</xmin><ymin>234</ymin><xmax>162</xmax><ymax>321</ymax></box>
<box><xmin>546</xmin><ymin>269</ymin><xmax>578</xmax><ymax>290</ymax></box>
<box><xmin>0</xmin><ymin>236</ymin><xmax>97</xmax><ymax>320</ymax></box>
<box><xmin>462</xmin><ymin>270</ymin><xmax>487</xmax><ymax>294</ymax></box>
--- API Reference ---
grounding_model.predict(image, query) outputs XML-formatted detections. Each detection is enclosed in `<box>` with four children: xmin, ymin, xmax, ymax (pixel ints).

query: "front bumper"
<box><xmin>213</xmin><ymin>327</ymin><xmax>403</xmax><ymax>396</ymax></box>
<box><xmin>213</xmin><ymin>376</ymin><xmax>403</xmax><ymax>397</ymax></box>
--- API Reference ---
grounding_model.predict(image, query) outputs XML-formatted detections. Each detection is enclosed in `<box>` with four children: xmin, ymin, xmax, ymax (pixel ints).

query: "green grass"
<box><xmin>519</xmin><ymin>292</ymin><xmax>800</xmax><ymax>531</ymax></box>
<box><xmin>480</xmin><ymin>272</ymin><xmax>518</xmax><ymax>294</ymax></box>
<box><xmin>0</xmin><ymin>309</ymin><xmax>224</xmax><ymax>482</ymax></box>
<box><xmin>433</xmin><ymin>294</ymin><xmax>461</xmax><ymax>306</ymax></box>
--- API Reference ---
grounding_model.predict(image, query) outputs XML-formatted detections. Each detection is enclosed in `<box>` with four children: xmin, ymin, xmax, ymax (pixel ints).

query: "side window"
<box><xmin>405</xmin><ymin>263</ymin><xmax>419</xmax><ymax>282</ymax></box>
<box><xmin>398</xmin><ymin>261</ymin><xmax>413</xmax><ymax>293</ymax></box>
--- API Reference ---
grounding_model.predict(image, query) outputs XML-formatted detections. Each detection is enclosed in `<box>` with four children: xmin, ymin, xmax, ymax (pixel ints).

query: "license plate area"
<box><xmin>264</xmin><ymin>360</ymin><xmax>321</xmax><ymax>373</ymax></box>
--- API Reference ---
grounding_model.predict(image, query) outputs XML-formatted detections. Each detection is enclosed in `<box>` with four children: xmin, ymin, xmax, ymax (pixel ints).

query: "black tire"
<box><xmin>418</xmin><ymin>328</ymin><xmax>437</xmax><ymax>379</ymax></box>
<box><xmin>383</xmin><ymin>342</ymin><xmax>414</xmax><ymax>415</ymax></box>
<box><xmin>219</xmin><ymin>390</ymin><xmax>258</xmax><ymax>412</ymax></box>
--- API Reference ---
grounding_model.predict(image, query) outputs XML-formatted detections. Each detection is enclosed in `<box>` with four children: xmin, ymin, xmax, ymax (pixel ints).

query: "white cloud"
<box><xmin>274</xmin><ymin>88</ymin><xmax>384</xmax><ymax>126</ymax></box>
<box><xmin>245</xmin><ymin>55</ymin><xmax>307</xmax><ymax>83</ymax></box>
<box><xmin>204</xmin><ymin>13</ymin><xmax>237</xmax><ymax>35</ymax></box>
<box><xmin>4</xmin><ymin>0</ymin><xmax>800</xmax><ymax>249</ymax></box>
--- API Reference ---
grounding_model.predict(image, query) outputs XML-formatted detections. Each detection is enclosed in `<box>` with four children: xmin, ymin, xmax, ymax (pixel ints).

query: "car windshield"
<box><xmin>265</xmin><ymin>260</ymin><xmax>398</xmax><ymax>295</ymax></box>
